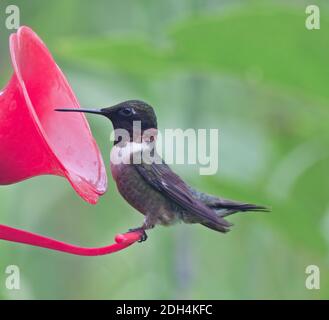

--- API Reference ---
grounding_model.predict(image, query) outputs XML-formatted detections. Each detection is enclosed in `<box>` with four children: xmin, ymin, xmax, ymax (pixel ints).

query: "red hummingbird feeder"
<box><xmin>0</xmin><ymin>26</ymin><xmax>143</xmax><ymax>255</ymax></box>
<box><xmin>0</xmin><ymin>26</ymin><xmax>107</xmax><ymax>204</ymax></box>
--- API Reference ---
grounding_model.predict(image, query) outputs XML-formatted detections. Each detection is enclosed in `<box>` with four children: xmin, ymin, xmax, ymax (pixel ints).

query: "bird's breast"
<box><xmin>109</xmin><ymin>142</ymin><xmax>180</xmax><ymax>225</ymax></box>
<box><xmin>110</xmin><ymin>142</ymin><xmax>144</xmax><ymax>179</ymax></box>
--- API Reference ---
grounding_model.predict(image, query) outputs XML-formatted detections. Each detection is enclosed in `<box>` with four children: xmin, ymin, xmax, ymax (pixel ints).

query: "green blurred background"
<box><xmin>0</xmin><ymin>0</ymin><xmax>329</xmax><ymax>299</ymax></box>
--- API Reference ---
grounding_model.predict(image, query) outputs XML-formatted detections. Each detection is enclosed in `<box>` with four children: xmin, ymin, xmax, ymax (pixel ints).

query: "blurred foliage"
<box><xmin>0</xmin><ymin>0</ymin><xmax>329</xmax><ymax>299</ymax></box>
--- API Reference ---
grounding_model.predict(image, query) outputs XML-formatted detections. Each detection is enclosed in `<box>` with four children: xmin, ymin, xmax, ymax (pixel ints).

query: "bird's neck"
<box><xmin>113</xmin><ymin>127</ymin><xmax>158</xmax><ymax>146</ymax></box>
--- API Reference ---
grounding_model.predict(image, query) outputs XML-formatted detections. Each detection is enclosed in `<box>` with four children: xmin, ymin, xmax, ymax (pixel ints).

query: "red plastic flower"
<box><xmin>0</xmin><ymin>26</ymin><xmax>107</xmax><ymax>203</ymax></box>
<box><xmin>0</xmin><ymin>26</ymin><xmax>143</xmax><ymax>255</ymax></box>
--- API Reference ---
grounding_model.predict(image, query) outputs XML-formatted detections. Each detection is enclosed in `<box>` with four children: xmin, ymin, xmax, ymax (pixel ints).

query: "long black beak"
<box><xmin>55</xmin><ymin>108</ymin><xmax>104</xmax><ymax>115</ymax></box>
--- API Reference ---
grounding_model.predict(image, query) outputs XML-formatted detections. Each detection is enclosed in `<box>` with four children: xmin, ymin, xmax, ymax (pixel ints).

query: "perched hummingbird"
<box><xmin>56</xmin><ymin>100</ymin><xmax>268</xmax><ymax>241</ymax></box>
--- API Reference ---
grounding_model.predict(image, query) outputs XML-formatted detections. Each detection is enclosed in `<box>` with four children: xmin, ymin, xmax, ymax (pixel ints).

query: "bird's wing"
<box><xmin>134</xmin><ymin>160</ymin><xmax>231</xmax><ymax>231</ymax></box>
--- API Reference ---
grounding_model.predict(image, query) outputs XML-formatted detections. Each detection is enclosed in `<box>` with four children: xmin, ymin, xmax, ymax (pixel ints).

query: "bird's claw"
<box><xmin>128</xmin><ymin>228</ymin><xmax>148</xmax><ymax>242</ymax></box>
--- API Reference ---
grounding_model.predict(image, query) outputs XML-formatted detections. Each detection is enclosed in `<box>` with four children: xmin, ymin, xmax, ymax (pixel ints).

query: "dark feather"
<box><xmin>188</xmin><ymin>186</ymin><xmax>269</xmax><ymax>217</ymax></box>
<box><xmin>135</xmin><ymin>162</ymin><xmax>232</xmax><ymax>232</ymax></box>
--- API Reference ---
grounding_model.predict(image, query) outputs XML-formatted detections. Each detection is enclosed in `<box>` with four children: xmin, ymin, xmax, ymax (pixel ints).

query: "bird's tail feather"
<box><xmin>209</xmin><ymin>198</ymin><xmax>269</xmax><ymax>217</ymax></box>
<box><xmin>211</xmin><ymin>201</ymin><xmax>270</xmax><ymax>213</ymax></box>
<box><xmin>188</xmin><ymin>186</ymin><xmax>269</xmax><ymax>231</ymax></box>
<box><xmin>214</xmin><ymin>204</ymin><xmax>269</xmax><ymax>218</ymax></box>
<box><xmin>202</xmin><ymin>201</ymin><xmax>269</xmax><ymax>231</ymax></box>
<box><xmin>188</xmin><ymin>186</ymin><xmax>269</xmax><ymax>214</ymax></box>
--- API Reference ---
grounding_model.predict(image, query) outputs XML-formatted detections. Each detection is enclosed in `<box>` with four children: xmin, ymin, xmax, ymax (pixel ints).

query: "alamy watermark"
<box><xmin>110</xmin><ymin>122</ymin><xmax>219</xmax><ymax>175</ymax></box>
<box><xmin>5</xmin><ymin>5</ymin><xmax>20</xmax><ymax>30</ymax></box>
<box><xmin>305</xmin><ymin>265</ymin><xmax>320</xmax><ymax>290</ymax></box>
<box><xmin>305</xmin><ymin>5</ymin><xmax>320</xmax><ymax>30</ymax></box>
<box><xmin>5</xmin><ymin>265</ymin><xmax>20</xmax><ymax>290</ymax></box>
<box><xmin>3</xmin><ymin>4</ymin><xmax>321</xmax><ymax>31</ymax></box>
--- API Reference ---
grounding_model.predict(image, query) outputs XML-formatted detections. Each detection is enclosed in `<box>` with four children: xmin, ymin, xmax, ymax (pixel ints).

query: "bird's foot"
<box><xmin>128</xmin><ymin>228</ymin><xmax>148</xmax><ymax>242</ymax></box>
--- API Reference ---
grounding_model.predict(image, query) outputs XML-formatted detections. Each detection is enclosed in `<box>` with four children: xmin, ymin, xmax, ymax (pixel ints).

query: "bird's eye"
<box><xmin>119</xmin><ymin>107</ymin><xmax>133</xmax><ymax>117</ymax></box>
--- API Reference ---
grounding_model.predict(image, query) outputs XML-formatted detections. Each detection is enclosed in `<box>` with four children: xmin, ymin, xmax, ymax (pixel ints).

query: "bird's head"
<box><xmin>100</xmin><ymin>100</ymin><xmax>157</xmax><ymax>132</ymax></box>
<box><xmin>56</xmin><ymin>100</ymin><xmax>157</xmax><ymax>143</ymax></box>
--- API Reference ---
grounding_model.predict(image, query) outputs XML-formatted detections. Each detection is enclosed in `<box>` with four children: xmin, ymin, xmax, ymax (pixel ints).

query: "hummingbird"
<box><xmin>56</xmin><ymin>100</ymin><xmax>268</xmax><ymax>241</ymax></box>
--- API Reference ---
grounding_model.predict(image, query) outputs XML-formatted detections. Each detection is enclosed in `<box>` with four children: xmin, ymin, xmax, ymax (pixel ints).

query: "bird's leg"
<box><xmin>128</xmin><ymin>215</ymin><xmax>156</xmax><ymax>242</ymax></box>
<box><xmin>128</xmin><ymin>227</ymin><xmax>148</xmax><ymax>242</ymax></box>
